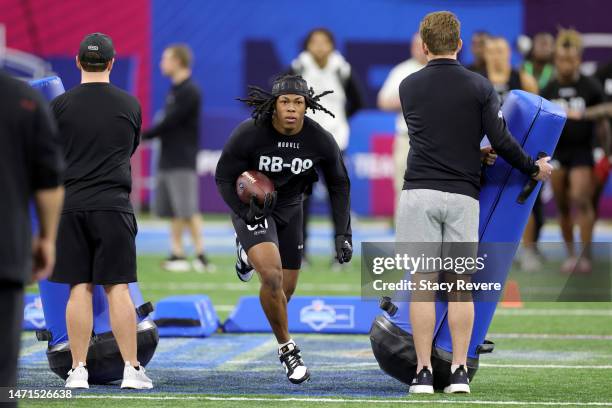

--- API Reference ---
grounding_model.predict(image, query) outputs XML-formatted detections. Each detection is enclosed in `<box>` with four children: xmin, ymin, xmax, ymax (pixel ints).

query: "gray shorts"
<box><xmin>396</xmin><ymin>189</ymin><xmax>479</xmax><ymax>274</ymax></box>
<box><xmin>154</xmin><ymin>169</ymin><xmax>199</xmax><ymax>218</ymax></box>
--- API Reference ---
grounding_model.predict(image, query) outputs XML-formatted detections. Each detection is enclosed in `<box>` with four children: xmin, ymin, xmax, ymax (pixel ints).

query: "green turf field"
<box><xmin>19</xmin><ymin>254</ymin><xmax>612</xmax><ymax>407</ymax></box>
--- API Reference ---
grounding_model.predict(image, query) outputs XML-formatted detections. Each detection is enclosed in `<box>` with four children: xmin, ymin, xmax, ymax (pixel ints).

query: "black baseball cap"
<box><xmin>78</xmin><ymin>33</ymin><xmax>115</xmax><ymax>65</ymax></box>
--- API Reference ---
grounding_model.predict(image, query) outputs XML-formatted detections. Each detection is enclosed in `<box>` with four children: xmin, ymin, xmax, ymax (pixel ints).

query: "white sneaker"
<box><xmin>65</xmin><ymin>362</ymin><xmax>89</xmax><ymax>389</ymax></box>
<box><xmin>120</xmin><ymin>361</ymin><xmax>153</xmax><ymax>389</ymax></box>
<box><xmin>162</xmin><ymin>256</ymin><xmax>191</xmax><ymax>272</ymax></box>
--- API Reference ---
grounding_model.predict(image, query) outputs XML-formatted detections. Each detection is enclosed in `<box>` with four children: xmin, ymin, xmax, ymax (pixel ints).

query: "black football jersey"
<box><xmin>215</xmin><ymin>117</ymin><xmax>351</xmax><ymax>236</ymax></box>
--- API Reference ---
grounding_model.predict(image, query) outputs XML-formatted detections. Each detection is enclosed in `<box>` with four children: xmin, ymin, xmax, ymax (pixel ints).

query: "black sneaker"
<box><xmin>409</xmin><ymin>366</ymin><xmax>434</xmax><ymax>394</ymax></box>
<box><xmin>193</xmin><ymin>253</ymin><xmax>216</xmax><ymax>273</ymax></box>
<box><xmin>278</xmin><ymin>342</ymin><xmax>310</xmax><ymax>384</ymax></box>
<box><xmin>235</xmin><ymin>235</ymin><xmax>254</xmax><ymax>282</ymax></box>
<box><xmin>444</xmin><ymin>365</ymin><xmax>470</xmax><ymax>394</ymax></box>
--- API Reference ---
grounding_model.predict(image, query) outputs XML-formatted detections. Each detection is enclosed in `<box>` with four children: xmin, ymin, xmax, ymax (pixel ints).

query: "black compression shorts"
<box><xmin>231</xmin><ymin>204</ymin><xmax>304</xmax><ymax>270</ymax></box>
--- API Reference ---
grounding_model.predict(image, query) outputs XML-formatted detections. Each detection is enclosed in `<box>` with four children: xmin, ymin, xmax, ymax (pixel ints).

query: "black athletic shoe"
<box><xmin>444</xmin><ymin>365</ymin><xmax>470</xmax><ymax>394</ymax></box>
<box><xmin>193</xmin><ymin>253</ymin><xmax>216</xmax><ymax>273</ymax></box>
<box><xmin>235</xmin><ymin>235</ymin><xmax>254</xmax><ymax>282</ymax></box>
<box><xmin>409</xmin><ymin>366</ymin><xmax>434</xmax><ymax>394</ymax></box>
<box><xmin>278</xmin><ymin>342</ymin><xmax>310</xmax><ymax>384</ymax></box>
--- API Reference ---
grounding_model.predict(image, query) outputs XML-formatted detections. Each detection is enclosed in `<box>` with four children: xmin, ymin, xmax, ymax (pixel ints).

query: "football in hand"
<box><xmin>236</xmin><ymin>170</ymin><xmax>275</xmax><ymax>205</ymax></box>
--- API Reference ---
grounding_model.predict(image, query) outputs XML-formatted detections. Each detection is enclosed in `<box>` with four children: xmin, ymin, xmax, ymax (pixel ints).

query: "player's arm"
<box><xmin>344</xmin><ymin>70</ymin><xmax>365</xmax><ymax>118</ymax></box>
<box><xmin>142</xmin><ymin>86</ymin><xmax>199</xmax><ymax>139</ymax></box>
<box><xmin>520</xmin><ymin>71</ymin><xmax>539</xmax><ymax>94</ymax></box>
<box><xmin>595</xmin><ymin>118</ymin><xmax>612</xmax><ymax>157</ymax></box>
<box><xmin>319</xmin><ymin>134</ymin><xmax>353</xmax><ymax>263</ymax></box>
<box><xmin>30</xmin><ymin>93</ymin><xmax>65</xmax><ymax>282</ymax></box>
<box><xmin>578</xmin><ymin>103</ymin><xmax>612</xmax><ymax>121</ymax></box>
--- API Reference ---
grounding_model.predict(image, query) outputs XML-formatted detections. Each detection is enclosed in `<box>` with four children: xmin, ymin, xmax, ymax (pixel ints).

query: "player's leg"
<box><xmin>248</xmin><ymin>242</ymin><xmax>289</xmax><ymax>342</ymax></box>
<box><xmin>551</xmin><ymin>166</ymin><xmax>575</xmax><ymax>272</ymax></box>
<box><xmin>66</xmin><ymin>283</ymin><xmax>93</xmax><ymax>366</ymax></box>
<box><xmin>51</xmin><ymin>212</ymin><xmax>93</xmax><ymax>388</ymax></box>
<box><xmin>156</xmin><ymin>171</ymin><xmax>189</xmax><ymax>271</ymax></box>
<box><xmin>396</xmin><ymin>189</ymin><xmax>443</xmax><ymax>394</ymax></box>
<box><xmin>279</xmin><ymin>202</ymin><xmax>305</xmax><ymax>302</ymax></box>
<box><xmin>92</xmin><ymin>211</ymin><xmax>152</xmax><ymax>389</ymax></box>
<box><xmin>0</xmin><ymin>282</ymin><xmax>25</xmax><ymax>407</ymax></box>
<box><xmin>440</xmin><ymin>191</ymin><xmax>479</xmax><ymax>394</ymax></box>
<box><xmin>569</xmin><ymin>165</ymin><xmax>595</xmax><ymax>273</ymax></box>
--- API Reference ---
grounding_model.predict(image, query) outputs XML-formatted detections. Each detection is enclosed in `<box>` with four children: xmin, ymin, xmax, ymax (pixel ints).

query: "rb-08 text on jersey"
<box><xmin>259</xmin><ymin>156</ymin><xmax>314</xmax><ymax>174</ymax></box>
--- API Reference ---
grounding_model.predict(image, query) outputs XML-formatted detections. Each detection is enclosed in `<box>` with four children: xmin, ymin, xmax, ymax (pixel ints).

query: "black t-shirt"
<box><xmin>142</xmin><ymin>78</ymin><xmax>201</xmax><ymax>170</ymax></box>
<box><xmin>0</xmin><ymin>71</ymin><xmax>64</xmax><ymax>284</ymax></box>
<box><xmin>51</xmin><ymin>83</ymin><xmax>141</xmax><ymax>213</ymax></box>
<box><xmin>400</xmin><ymin>59</ymin><xmax>536</xmax><ymax>200</ymax></box>
<box><xmin>215</xmin><ymin>117</ymin><xmax>351</xmax><ymax>237</ymax></box>
<box><xmin>541</xmin><ymin>75</ymin><xmax>604</xmax><ymax>152</ymax></box>
<box><xmin>485</xmin><ymin>69</ymin><xmax>523</xmax><ymax>105</ymax></box>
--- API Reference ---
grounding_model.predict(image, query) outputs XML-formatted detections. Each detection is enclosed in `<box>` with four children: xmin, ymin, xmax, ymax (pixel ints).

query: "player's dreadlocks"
<box><xmin>237</xmin><ymin>75</ymin><xmax>335</xmax><ymax>126</ymax></box>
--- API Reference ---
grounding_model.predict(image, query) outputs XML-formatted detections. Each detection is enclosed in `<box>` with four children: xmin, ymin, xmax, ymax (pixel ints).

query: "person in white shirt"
<box><xmin>290</xmin><ymin>28</ymin><xmax>364</xmax><ymax>266</ymax></box>
<box><xmin>377</xmin><ymin>33</ymin><xmax>428</xmax><ymax>217</ymax></box>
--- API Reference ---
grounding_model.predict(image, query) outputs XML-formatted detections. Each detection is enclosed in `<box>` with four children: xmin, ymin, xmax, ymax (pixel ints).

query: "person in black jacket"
<box><xmin>215</xmin><ymin>75</ymin><xmax>352</xmax><ymax>384</ymax></box>
<box><xmin>398</xmin><ymin>12</ymin><xmax>552</xmax><ymax>394</ymax></box>
<box><xmin>289</xmin><ymin>28</ymin><xmax>364</xmax><ymax>267</ymax></box>
<box><xmin>0</xmin><ymin>71</ymin><xmax>64</xmax><ymax>403</ymax></box>
<box><xmin>143</xmin><ymin>44</ymin><xmax>214</xmax><ymax>273</ymax></box>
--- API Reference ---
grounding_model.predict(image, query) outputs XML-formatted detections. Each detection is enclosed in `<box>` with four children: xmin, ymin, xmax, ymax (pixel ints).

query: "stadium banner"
<box><xmin>223</xmin><ymin>296</ymin><xmax>380</xmax><ymax>334</ymax></box>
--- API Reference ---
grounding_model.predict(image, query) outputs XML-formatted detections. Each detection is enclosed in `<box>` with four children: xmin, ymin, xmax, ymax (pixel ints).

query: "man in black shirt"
<box><xmin>541</xmin><ymin>29</ymin><xmax>610</xmax><ymax>275</ymax></box>
<box><xmin>399</xmin><ymin>12</ymin><xmax>551</xmax><ymax>394</ymax></box>
<box><xmin>143</xmin><ymin>44</ymin><xmax>213</xmax><ymax>273</ymax></box>
<box><xmin>50</xmin><ymin>33</ymin><xmax>152</xmax><ymax>389</ymax></box>
<box><xmin>215</xmin><ymin>75</ymin><xmax>352</xmax><ymax>384</ymax></box>
<box><xmin>0</xmin><ymin>71</ymin><xmax>64</xmax><ymax>402</ymax></box>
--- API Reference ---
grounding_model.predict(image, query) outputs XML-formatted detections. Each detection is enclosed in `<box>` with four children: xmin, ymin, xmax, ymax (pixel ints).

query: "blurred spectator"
<box><xmin>289</xmin><ymin>28</ymin><xmax>364</xmax><ymax>266</ymax></box>
<box><xmin>523</xmin><ymin>33</ymin><xmax>555</xmax><ymax>90</ymax></box>
<box><xmin>519</xmin><ymin>32</ymin><xmax>555</xmax><ymax>271</ymax></box>
<box><xmin>541</xmin><ymin>29</ymin><xmax>611</xmax><ymax>275</ymax></box>
<box><xmin>466</xmin><ymin>31</ymin><xmax>489</xmax><ymax>73</ymax></box>
<box><xmin>377</xmin><ymin>33</ymin><xmax>427</xmax><ymax>218</ymax></box>
<box><xmin>483</xmin><ymin>36</ymin><xmax>538</xmax><ymax>103</ymax></box>
<box><xmin>143</xmin><ymin>44</ymin><xmax>214</xmax><ymax>273</ymax></box>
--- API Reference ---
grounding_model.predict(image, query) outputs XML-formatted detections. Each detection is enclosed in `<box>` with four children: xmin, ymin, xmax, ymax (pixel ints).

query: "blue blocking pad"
<box><xmin>224</xmin><ymin>296</ymin><xmax>380</xmax><ymax>334</ymax></box>
<box><xmin>153</xmin><ymin>295</ymin><xmax>219</xmax><ymax>337</ymax></box>
<box><xmin>434</xmin><ymin>90</ymin><xmax>566</xmax><ymax>360</ymax></box>
<box><xmin>29</xmin><ymin>76</ymin><xmax>66</xmax><ymax>100</ymax></box>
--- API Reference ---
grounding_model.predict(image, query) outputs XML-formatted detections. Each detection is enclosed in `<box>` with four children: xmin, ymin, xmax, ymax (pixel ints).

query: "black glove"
<box><xmin>243</xmin><ymin>192</ymin><xmax>277</xmax><ymax>224</ymax></box>
<box><xmin>335</xmin><ymin>235</ymin><xmax>353</xmax><ymax>264</ymax></box>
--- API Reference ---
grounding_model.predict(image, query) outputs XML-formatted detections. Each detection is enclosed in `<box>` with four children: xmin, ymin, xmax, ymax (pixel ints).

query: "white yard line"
<box><xmin>495</xmin><ymin>309</ymin><xmax>612</xmax><ymax>317</ymax></box>
<box><xmin>74</xmin><ymin>395</ymin><xmax>612</xmax><ymax>406</ymax></box>
<box><xmin>489</xmin><ymin>333</ymin><xmax>612</xmax><ymax>340</ymax></box>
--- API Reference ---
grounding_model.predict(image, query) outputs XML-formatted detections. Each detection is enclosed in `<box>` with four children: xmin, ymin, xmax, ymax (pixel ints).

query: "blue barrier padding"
<box><xmin>153</xmin><ymin>295</ymin><xmax>219</xmax><ymax>337</ymax></box>
<box><xmin>224</xmin><ymin>296</ymin><xmax>380</xmax><ymax>334</ymax></box>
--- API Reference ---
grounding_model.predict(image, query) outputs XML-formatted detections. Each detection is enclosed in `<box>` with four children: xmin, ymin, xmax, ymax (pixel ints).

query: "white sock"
<box><xmin>278</xmin><ymin>339</ymin><xmax>295</xmax><ymax>351</ymax></box>
<box><xmin>451</xmin><ymin>364</ymin><xmax>462</xmax><ymax>374</ymax></box>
